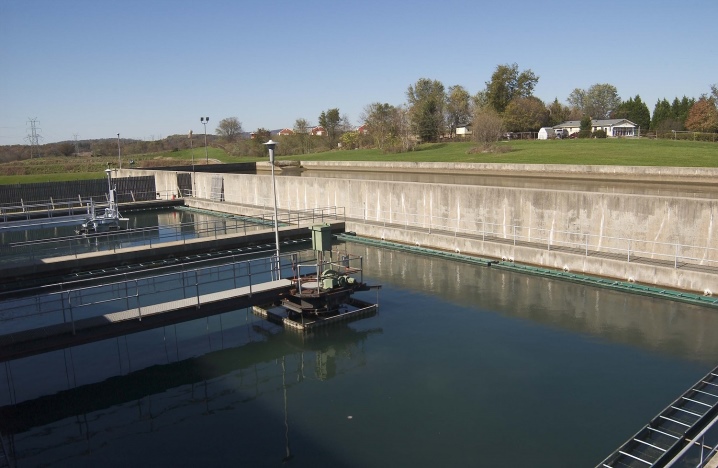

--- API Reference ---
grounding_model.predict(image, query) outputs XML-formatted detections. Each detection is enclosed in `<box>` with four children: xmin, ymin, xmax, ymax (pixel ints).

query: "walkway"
<box><xmin>0</xmin><ymin>278</ymin><xmax>293</xmax><ymax>362</ymax></box>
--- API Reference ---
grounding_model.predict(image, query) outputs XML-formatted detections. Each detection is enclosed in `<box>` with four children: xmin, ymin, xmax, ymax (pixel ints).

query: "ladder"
<box><xmin>598</xmin><ymin>365</ymin><xmax>718</xmax><ymax>467</ymax></box>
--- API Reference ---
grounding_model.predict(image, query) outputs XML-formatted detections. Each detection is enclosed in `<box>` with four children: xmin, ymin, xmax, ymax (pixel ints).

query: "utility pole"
<box><xmin>117</xmin><ymin>133</ymin><xmax>122</xmax><ymax>170</ymax></box>
<box><xmin>25</xmin><ymin>118</ymin><xmax>42</xmax><ymax>158</ymax></box>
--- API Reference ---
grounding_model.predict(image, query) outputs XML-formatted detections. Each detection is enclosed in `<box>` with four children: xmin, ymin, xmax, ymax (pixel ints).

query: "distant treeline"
<box><xmin>0</xmin><ymin>134</ymin><xmax>219</xmax><ymax>164</ymax></box>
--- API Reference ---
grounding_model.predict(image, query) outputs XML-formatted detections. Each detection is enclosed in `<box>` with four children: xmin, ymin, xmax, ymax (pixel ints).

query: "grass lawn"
<box><xmin>282</xmin><ymin>139</ymin><xmax>718</xmax><ymax>166</ymax></box>
<box><xmin>1</xmin><ymin>138</ymin><xmax>716</xmax><ymax>185</ymax></box>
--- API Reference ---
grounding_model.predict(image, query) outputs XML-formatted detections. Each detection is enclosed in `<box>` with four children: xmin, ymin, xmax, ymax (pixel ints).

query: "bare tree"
<box><xmin>472</xmin><ymin>107</ymin><xmax>504</xmax><ymax>146</ymax></box>
<box><xmin>293</xmin><ymin>118</ymin><xmax>311</xmax><ymax>154</ymax></box>
<box><xmin>216</xmin><ymin>117</ymin><xmax>243</xmax><ymax>142</ymax></box>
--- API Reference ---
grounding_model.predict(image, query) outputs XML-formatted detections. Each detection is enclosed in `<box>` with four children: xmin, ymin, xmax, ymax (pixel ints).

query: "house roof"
<box><xmin>554</xmin><ymin>119</ymin><xmax>637</xmax><ymax>128</ymax></box>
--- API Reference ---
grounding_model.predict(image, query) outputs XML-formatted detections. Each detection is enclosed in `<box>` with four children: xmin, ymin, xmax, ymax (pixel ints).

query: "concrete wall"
<box><xmin>126</xmin><ymin>163</ymin><xmax>718</xmax><ymax>294</ymax></box>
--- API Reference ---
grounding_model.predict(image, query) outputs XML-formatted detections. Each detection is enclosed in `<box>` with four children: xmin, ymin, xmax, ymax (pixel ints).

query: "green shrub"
<box><xmin>593</xmin><ymin>129</ymin><xmax>607</xmax><ymax>138</ymax></box>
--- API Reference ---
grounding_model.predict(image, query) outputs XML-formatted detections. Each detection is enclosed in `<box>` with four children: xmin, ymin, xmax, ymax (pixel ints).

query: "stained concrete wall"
<box><xmin>123</xmin><ymin>163</ymin><xmax>718</xmax><ymax>294</ymax></box>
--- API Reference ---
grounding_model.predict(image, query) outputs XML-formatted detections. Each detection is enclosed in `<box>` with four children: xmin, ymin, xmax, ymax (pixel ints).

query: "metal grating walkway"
<box><xmin>598</xmin><ymin>365</ymin><xmax>718</xmax><ymax>467</ymax></box>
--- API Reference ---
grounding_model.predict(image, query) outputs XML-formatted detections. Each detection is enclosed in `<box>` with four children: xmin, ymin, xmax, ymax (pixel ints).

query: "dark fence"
<box><xmin>143</xmin><ymin>163</ymin><xmax>257</xmax><ymax>173</ymax></box>
<box><xmin>0</xmin><ymin>176</ymin><xmax>156</xmax><ymax>207</ymax></box>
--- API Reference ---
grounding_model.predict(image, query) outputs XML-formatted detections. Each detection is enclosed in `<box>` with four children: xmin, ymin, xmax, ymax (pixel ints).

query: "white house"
<box><xmin>553</xmin><ymin>119</ymin><xmax>639</xmax><ymax>137</ymax></box>
<box><xmin>456</xmin><ymin>124</ymin><xmax>472</xmax><ymax>137</ymax></box>
<box><xmin>537</xmin><ymin>127</ymin><xmax>555</xmax><ymax>140</ymax></box>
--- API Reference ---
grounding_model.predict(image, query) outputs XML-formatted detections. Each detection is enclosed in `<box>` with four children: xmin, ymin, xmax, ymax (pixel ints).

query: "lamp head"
<box><xmin>263</xmin><ymin>139</ymin><xmax>277</xmax><ymax>151</ymax></box>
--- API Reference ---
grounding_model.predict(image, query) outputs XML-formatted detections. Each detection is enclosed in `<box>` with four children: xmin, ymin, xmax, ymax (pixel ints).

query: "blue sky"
<box><xmin>1</xmin><ymin>0</ymin><xmax>716</xmax><ymax>145</ymax></box>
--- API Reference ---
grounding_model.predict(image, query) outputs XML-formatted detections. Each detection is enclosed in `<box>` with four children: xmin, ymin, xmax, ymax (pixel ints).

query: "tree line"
<box><xmin>215</xmin><ymin>64</ymin><xmax>718</xmax><ymax>154</ymax></box>
<box><xmin>2</xmin><ymin>65</ymin><xmax>716</xmax><ymax>162</ymax></box>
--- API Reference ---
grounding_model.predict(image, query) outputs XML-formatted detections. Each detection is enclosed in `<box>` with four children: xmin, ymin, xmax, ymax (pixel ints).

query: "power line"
<box><xmin>25</xmin><ymin>118</ymin><xmax>42</xmax><ymax>158</ymax></box>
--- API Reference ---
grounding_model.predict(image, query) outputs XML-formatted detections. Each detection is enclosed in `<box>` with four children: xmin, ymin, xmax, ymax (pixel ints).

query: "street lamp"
<box><xmin>117</xmin><ymin>133</ymin><xmax>121</xmax><ymax>170</ymax></box>
<box><xmin>188</xmin><ymin>129</ymin><xmax>195</xmax><ymax>196</ymax></box>
<box><xmin>264</xmin><ymin>139</ymin><xmax>281</xmax><ymax>280</ymax></box>
<box><xmin>200</xmin><ymin>117</ymin><xmax>209</xmax><ymax>164</ymax></box>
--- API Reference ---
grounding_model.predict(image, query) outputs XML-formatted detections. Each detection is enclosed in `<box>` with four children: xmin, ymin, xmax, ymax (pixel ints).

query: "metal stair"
<box><xmin>599</xmin><ymin>365</ymin><xmax>718</xmax><ymax>467</ymax></box>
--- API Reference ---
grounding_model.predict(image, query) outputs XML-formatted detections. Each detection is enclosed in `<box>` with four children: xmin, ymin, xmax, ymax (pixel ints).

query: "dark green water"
<box><xmin>1</xmin><ymin>242</ymin><xmax>717</xmax><ymax>467</ymax></box>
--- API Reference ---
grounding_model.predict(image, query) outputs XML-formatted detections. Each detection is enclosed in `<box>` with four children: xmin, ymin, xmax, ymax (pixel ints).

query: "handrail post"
<box><xmin>135</xmin><ymin>280</ymin><xmax>142</xmax><ymax>321</ymax></box>
<box><xmin>68</xmin><ymin>292</ymin><xmax>76</xmax><ymax>335</ymax></box>
<box><xmin>195</xmin><ymin>270</ymin><xmax>200</xmax><ymax>307</ymax></box>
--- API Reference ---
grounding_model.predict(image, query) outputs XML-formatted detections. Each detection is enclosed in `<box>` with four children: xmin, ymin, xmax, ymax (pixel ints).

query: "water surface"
<box><xmin>1</xmin><ymin>242</ymin><xmax>716</xmax><ymax>467</ymax></box>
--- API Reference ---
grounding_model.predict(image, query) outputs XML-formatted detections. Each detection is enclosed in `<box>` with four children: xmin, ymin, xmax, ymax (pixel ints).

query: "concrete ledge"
<box><xmin>300</xmin><ymin>161</ymin><xmax>718</xmax><ymax>183</ymax></box>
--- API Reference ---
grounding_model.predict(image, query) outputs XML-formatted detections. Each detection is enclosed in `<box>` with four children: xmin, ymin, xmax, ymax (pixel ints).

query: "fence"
<box><xmin>1</xmin><ymin>205</ymin><xmax>344</xmax><ymax>263</ymax></box>
<box><xmin>0</xmin><ymin>251</ymin><xmax>303</xmax><ymax>340</ymax></box>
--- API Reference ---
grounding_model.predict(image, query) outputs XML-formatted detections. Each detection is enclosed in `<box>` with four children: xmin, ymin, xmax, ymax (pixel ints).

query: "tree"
<box><xmin>651</xmin><ymin>99</ymin><xmax>673</xmax><ymax>130</ymax></box>
<box><xmin>502</xmin><ymin>96</ymin><xmax>549</xmax><ymax>132</ymax></box>
<box><xmin>362</xmin><ymin>102</ymin><xmax>397</xmax><ymax>150</ymax></box>
<box><xmin>685</xmin><ymin>97</ymin><xmax>718</xmax><ymax>133</ymax></box>
<box><xmin>568</xmin><ymin>84</ymin><xmax>621</xmax><ymax>119</ymax></box>
<box><xmin>445</xmin><ymin>85</ymin><xmax>472</xmax><ymax>137</ymax></box>
<box><xmin>393</xmin><ymin>105</ymin><xmax>415</xmax><ymax>152</ymax></box>
<box><xmin>318</xmin><ymin>108</ymin><xmax>342</xmax><ymax>149</ymax></box>
<box><xmin>578</xmin><ymin>115</ymin><xmax>592</xmax><ymax>138</ymax></box>
<box><xmin>612</xmin><ymin>95</ymin><xmax>650</xmax><ymax>131</ymax></box>
<box><xmin>472</xmin><ymin>107</ymin><xmax>503</xmax><ymax>145</ymax></box>
<box><xmin>484</xmin><ymin>63</ymin><xmax>538</xmax><ymax>114</ymax></box>
<box><xmin>672</xmin><ymin>96</ymin><xmax>695</xmax><ymax>125</ymax></box>
<box><xmin>547</xmin><ymin>98</ymin><xmax>571</xmax><ymax>126</ymax></box>
<box><xmin>216</xmin><ymin>117</ymin><xmax>243</xmax><ymax>142</ymax></box>
<box><xmin>340</xmin><ymin>131</ymin><xmax>359</xmax><ymax>150</ymax></box>
<box><xmin>293</xmin><ymin>118</ymin><xmax>311</xmax><ymax>154</ymax></box>
<box><xmin>406</xmin><ymin>78</ymin><xmax>445</xmax><ymax>143</ymax></box>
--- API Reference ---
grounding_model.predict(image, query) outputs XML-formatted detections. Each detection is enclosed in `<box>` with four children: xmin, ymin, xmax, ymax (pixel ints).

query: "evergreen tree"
<box><xmin>671</xmin><ymin>96</ymin><xmax>695</xmax><ymax>126</ymax></box>
<box><xmin>613</xmin><ymin>95</ymin><xmax>650</xmax><ymax>131</ymax></box>
<box><xmin>578</xmin><ymin>115</ymin><xmax>592</xmax><ymax>138</ymax></box>
<box><xmin>651</xmin><ymin>99</ymin><xmax>672</xmax><ymax>129</ymax></box>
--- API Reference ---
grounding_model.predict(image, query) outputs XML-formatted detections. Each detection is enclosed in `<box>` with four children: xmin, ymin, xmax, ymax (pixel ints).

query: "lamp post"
<box><xmin>200</xmin><ymin>117</ymin><xmax>209</xmax><ymax>164</ymax></box>
<box><xmin>188</xmin><ymin>129</ymin><xmax>195</xmax><ymax>196</ymax></box>
<box><xmin>117</xmin><ymin>133</ymin><xmax>121</xmax><ymax>170</ymax></box>
<box><xmin>264</xmin><ymin>139</ymin><xmax>281</xmax><ymax>280</ymax></box>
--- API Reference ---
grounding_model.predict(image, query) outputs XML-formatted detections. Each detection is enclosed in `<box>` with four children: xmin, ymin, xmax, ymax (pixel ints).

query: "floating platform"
<box><xmin>252</xmin><ymin>296</ymin><xmax>378</xmax><ymax>332</ymax></box>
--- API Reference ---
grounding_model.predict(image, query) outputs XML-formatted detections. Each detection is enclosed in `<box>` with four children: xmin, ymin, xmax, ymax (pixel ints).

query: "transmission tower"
<box><xmin>25</xmin><ymin>118</ymin><xmax>42</xmax><ymax>158</ymax></box>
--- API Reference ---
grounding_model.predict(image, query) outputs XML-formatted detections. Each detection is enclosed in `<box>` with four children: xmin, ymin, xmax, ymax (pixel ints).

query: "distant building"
<box><xmin>455</xmin><ymin>124</ymin><xmax>472</xmax><ymax>137</ymax></box>
<box><xmin>537</xmin><ymin>127</ymin><xmax>555</xmax><ymax>140</ymax></box>
<box><xmin>554</xmin><ymin>119</ymin><xmax>639</xmax><ymax>137</ymax></box>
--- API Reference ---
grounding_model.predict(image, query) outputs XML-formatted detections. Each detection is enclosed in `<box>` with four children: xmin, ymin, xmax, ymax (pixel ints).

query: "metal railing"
<box><xmin>0</xmin><ymin>251</ymin><xmax>303</xmax><ymax>340</ymax></box>
<box><xmin>347</xmin><ymin>205</ymin><xmax>718</xmax><ymax>271</ymax></box>
<box><xmin>0</xmin><ymin>190</ymin><xmax>170</xmax><ymax>221</ymax></box>
<box><xmin>1</xmin><ymin>205</ymin><xmax>344</xmax><ymax>263</ymax></box>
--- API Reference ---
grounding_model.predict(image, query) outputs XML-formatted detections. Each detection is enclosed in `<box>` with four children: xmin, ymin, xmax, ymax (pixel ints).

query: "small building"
<box><xmin>537</xmin><ymin>127</ymin><xmax>555</xmax><ymax>140</ymax></box>
<box><xmin>456</xmin><ymin>124</ymin><xmax>472</xmax><ymax>137</ymax></box>
<box><xmin>553</xmin><ymin>119</ymin><xmax>639</xmax><ymax>137</ymax></box>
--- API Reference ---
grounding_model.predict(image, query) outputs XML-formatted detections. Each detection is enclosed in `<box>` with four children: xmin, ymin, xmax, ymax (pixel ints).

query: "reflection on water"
<box><xmin>349</xmin><ymin>242</ymin><xmax>718</xmax><ymax>362</ymax></box>
<box><xmin>1</xmin><ymin>243</ymin><xmax>717</xmax><ymax>467</ymax></box>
